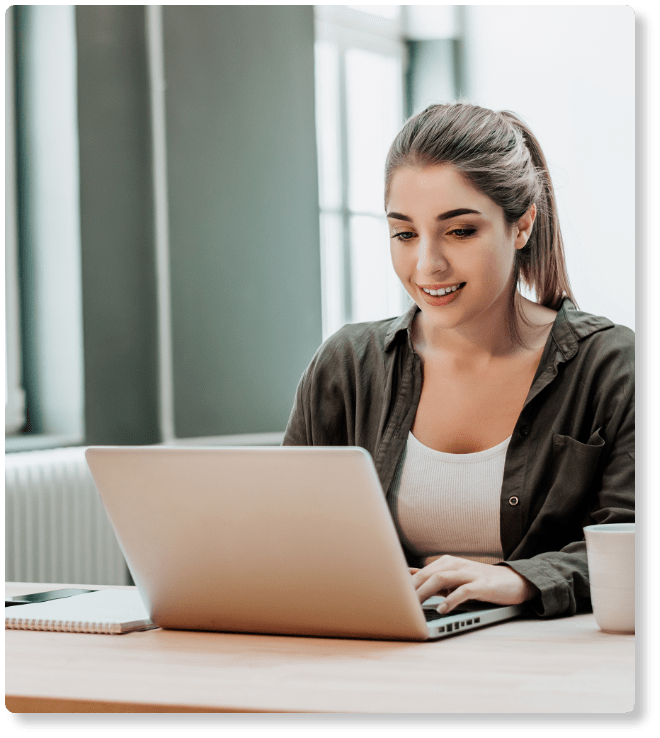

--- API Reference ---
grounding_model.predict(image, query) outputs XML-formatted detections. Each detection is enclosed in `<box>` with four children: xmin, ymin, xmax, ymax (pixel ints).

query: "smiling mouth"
<box><xmin>420</xmin><ymin>282</ymin><xmax>466</xmax><ymax>297</ymax></box>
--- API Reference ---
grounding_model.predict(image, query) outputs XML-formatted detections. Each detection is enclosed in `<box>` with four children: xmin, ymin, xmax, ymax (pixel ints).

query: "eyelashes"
<box><xmin>450</xmin><ymin>228</ymin><xmax>478</xmax><ymax>239</ymax></box>
<box><xmin>390</xmin><ymin>228</ymin><xmax>477</xmax><ymax>242</ymax></box>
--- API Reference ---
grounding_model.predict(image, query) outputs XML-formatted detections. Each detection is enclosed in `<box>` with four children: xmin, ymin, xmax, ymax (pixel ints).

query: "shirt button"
<box><xmin>509</xmin><ymin>496</ymin><xmax>519</xmax><ymax>506</ymax></box>
<box><xmin>520</xmin><ymin>424</ymin><xmax>530</xmax><ymax>436</ymax></box>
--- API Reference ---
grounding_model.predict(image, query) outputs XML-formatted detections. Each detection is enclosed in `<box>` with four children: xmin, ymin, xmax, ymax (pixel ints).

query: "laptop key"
<box><xmin>423</xmin><ymin>608</ymin><xmax>469</xmax><ymax>622</ymax></box>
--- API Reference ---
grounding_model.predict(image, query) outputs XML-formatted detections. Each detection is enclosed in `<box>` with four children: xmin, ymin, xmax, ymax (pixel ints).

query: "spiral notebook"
<box><xmin>5</xmin><ymin>589</ymin><xmax>156</xmax><ymax>635</ymax></box>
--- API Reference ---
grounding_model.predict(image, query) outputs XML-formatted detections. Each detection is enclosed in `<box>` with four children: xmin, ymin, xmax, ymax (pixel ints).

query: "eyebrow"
<box><xmin>386</xmin><ymin>208</ymin><xmax>482</xmax><ymax>222</ymax></box>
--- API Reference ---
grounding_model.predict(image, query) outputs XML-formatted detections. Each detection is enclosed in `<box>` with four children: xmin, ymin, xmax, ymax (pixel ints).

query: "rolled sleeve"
<box><xmin>501</xmin><ymin>552</ymin><xmax>586</xmax><ymax>617</ymax></box>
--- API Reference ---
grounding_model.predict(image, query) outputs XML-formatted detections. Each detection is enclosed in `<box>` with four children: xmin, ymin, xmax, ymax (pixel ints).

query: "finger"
<box><xmin>411</xmin><ymin>566</ymin><xmax>443</xmax><ymax>588</ymax></box>
<box><xmin>436</xmin><ymin>583</ymin><xmax>478</xmax><ymax>614</ymax></box>
<box><xmin>408</xmin><ymin>568</ymin><xmax>420</xmax><ymax>575</ymax></box>
<box><xmin>411</xmin><ymin>555</ymin><xmax>464</xmax><ymax>588</ymax></box>
<box><xmin>414</xmin><ymin>561</ymin><xmax>466</xmax><ymax>585</ymax></box>
<box><xmin>414</xmin><ymin>570</ymin><xmax>462</xmax><ymax>603</ymax></box>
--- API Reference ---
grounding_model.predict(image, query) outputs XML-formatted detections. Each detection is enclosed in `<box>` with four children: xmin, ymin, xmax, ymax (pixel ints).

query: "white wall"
<box><xmin>463</xmin><ymin>5</ymin><xmax>635</xmax><ymax>330</ymax></box>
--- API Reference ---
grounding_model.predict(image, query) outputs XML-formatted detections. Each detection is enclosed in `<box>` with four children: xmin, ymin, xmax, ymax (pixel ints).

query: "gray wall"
<box><xmin>70</xmin><ymin>6</ymin><xmax>321</xmax><ymax>443</ymax></box>
<box><xmin>163</xmin><ymin>6</ymin><xmax>322</xmax><ymax>437</ymax></box>
<box><xmin>76</xmin><ymin>6</ymin><xmax>160</xmax><ymax>445</ymax></box>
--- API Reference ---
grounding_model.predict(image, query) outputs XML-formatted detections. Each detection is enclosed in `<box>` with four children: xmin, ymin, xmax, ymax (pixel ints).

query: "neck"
<box><xmin>414</xmin><ymin>290</ymin><xmax>528</xmax><ymax>362</ymax></box>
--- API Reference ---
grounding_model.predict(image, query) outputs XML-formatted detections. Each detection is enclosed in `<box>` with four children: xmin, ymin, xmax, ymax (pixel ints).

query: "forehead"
<box><xmin>387</xmin><ymin>163</ymin><xmax>492</xmax><ymax>212</ymax></box>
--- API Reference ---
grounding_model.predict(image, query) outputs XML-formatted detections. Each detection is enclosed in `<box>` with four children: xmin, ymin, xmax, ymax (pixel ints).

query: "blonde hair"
<box><xmin>385</xmin><ymin>102</ymin><xmax>576</xmax><ymax>344</ymax></box>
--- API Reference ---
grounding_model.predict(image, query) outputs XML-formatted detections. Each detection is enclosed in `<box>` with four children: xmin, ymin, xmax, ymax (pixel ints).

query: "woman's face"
<box><xmin>386</xmin><ymin>163</ymin><xmax>534</xmax><ymax>334</ymax></box>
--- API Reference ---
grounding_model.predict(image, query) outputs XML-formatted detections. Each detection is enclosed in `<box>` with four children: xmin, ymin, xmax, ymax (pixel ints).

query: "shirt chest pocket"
<box><xmin>551</xmin><ymin>428</ymin><xmax>605</xmax><ymax>494</ymax></box>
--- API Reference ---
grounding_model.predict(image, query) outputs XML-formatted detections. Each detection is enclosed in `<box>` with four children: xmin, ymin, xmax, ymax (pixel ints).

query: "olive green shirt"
<box><xmin>283</xmin><ymin>298</ymin><xmax>635</xmax><ymax>618</ymax></box>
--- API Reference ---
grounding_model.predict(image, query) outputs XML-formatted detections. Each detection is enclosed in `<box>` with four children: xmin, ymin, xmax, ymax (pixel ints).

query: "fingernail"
<box><xmin>436</xmin><ymin>603</ymin><xmax>448</xmax><ymax>614</ymax></box>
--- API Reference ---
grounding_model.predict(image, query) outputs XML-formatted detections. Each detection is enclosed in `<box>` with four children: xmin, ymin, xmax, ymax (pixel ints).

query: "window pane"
<box><xmin>320</xmin><ymin>212</ymin><xmax>345</xmax><ymax>339</ymax></box>
<box><xmin>314</xmin><ymin>41</ymin><xmax>342</xmax><ymax>211</ymax></box>
<box><xmin>11</xmin><ymin>5</ymin><xmax>84</xmax><ymax>437</ymax></box>
<box><xmin>345</xmin><ymin>48</ymin><xmax>402</xmax><ymax>215</ymax></box>
<box><xmin>349</xmin><ymin>215</ymin><xmax>406</xmax><ymax>324</ymax></box>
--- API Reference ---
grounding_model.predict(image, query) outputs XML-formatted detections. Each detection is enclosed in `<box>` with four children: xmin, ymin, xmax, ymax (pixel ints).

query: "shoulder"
<box><xmin>294</xmin><ymin>313</ymin><xmax>411</xmax><ymax>402</ymax></box>
<box><xmin>569</xmin><ymin>305</ymin><xmax>634</xmax><ymax>358</ymax></box>
<box><xmin>308</xmin><ymin>314</ymin><xmax>408</xmax><ymax>372</ymax></box>
<box><xmin>555</xmin><ymin>300</ymin><xmax>634</xmax><ymax>355</ymax></box>
<box><xmin>557</xmin><ymin>301</ymin><xmax>634</xmax><ymax>396</ymax></box>
<box><xmin>292</xmin><ymin>315</ymin><xmax>406</xmax><ymax>420</ymax></box>
<box><xmin>582</xmin><ymin>321</ymin><xmax>634</xmax><ymax>358</ymax></box>
<box><xmin>582</xmin><ymin>321</ymin><xmax>635</xmax><ymax>402</ymax></box>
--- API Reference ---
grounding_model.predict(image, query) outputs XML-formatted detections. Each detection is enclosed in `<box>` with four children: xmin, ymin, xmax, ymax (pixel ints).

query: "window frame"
<box><xmin>314</xmin><ymin>5</ymin><xmax>409</xmax><ymax>340</ymax></box>
<box><xmin>5</xmin><ymin>8</ymin><xmax>26</xmax><ymax>436</ymax></box>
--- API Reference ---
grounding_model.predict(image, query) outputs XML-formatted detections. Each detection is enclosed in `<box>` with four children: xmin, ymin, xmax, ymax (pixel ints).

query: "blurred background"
<box><xmin>5</xmin><ymin>5</ymin><xmax>635</xmax><ymax>584</ymax></box>
<box><xmin>5</xmin><ymin>3</ymin><xmax>636</xmax><ymax>449</ymax></box>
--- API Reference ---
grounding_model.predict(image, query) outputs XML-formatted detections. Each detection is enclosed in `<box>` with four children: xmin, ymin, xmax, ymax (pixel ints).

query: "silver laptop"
<box><xmin>85</xmin><ymin>446</ymin><xmax>524</xmax><ymax>641</ymax></box>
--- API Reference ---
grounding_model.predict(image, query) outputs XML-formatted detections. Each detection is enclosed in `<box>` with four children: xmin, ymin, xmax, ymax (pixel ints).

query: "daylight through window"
<box><xmin>314</xmin><ymin>6</ymin><xmax>409</xmax><ymax>340</ymax></box>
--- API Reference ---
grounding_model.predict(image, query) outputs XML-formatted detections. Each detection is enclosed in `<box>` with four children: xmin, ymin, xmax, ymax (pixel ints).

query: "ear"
<box><xmin>514</xmin><ymin>204</ymin><xmax>536</xmax><ymax>250</ymax></box>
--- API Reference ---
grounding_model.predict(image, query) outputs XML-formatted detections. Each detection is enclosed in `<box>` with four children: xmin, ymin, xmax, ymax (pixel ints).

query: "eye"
<box><xmin>449</xmin><ymin>227</ymin><xmax>477</xmax><ymax>239</ymax></box>
<box><xmin>390</xmin><ymin>231</ymin><xmax>416</xmax><ymax>242</ymax></box>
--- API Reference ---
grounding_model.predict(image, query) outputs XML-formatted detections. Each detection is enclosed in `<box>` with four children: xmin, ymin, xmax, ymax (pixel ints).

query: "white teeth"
<box><xmin>423</xmin><ymin>284</ymin><xmax>462</xmax><ymax>296</ymax></box>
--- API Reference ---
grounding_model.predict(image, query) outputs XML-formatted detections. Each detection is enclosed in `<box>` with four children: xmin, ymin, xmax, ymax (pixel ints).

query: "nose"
<box><xmin>416</xmin><ymin>236</ymin><xmax>449</xmax><ymax>276</ymax></box>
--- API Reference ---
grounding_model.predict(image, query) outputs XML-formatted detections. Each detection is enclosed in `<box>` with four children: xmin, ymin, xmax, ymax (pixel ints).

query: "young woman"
<box><xmin>283</xmin><ymin>103</ymin><xmax>634</xmax><ymax>619</ymax></box>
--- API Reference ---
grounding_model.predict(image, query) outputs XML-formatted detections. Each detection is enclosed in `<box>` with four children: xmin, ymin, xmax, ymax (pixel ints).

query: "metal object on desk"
<box><xmin>5</xmin><ymin>588</ymin><xmax>97</xmax><ymax>607</ymax></box>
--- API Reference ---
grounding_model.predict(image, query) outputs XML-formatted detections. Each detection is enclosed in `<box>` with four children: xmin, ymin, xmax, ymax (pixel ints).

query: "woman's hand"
<box><xmin>410</xmin><ymin>556</ymin><xmax>536</xmax><ymax>614</ymax></box>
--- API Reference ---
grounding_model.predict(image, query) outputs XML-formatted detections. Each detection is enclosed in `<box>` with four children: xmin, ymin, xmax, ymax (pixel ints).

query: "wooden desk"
<box><xmin>6</xmin><ymin>582</ymin><xmax>635</xmax><ymax>713</ymax></box>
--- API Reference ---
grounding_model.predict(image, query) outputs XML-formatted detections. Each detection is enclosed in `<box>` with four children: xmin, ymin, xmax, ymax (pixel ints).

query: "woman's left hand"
<box><xmin>411</xmin><ymin>555</ymin><xmax>536</xmax><ymax>614</ymax></box>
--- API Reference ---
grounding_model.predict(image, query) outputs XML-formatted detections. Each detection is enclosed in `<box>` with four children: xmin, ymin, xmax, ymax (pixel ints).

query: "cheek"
<box><xmin>495</xmin><ymin>244</ymin><xmax>517</xmax><ymax>282</ymax></box>
<box><xmin>390</xmin><ymin>246</ymin><xmax>422</xmax><ymax>300</ymax></box>
<box><xmin>390</xmin><ymin>244</ymin><xmax>409</xmax><ymax>279</ymax></box>
<box><xmin>472</xmin><ymin>243</ymin><xmax>515</xmax><ymax>286</ymax></box>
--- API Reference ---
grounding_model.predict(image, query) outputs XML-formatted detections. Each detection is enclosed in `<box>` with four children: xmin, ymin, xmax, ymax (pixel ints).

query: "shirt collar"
<box><xmin>550</xmin><ymin>298</ymin><xmax>579</xmax><ymax>360</ymax></box>
<box><xmin>384</xmin><ymin>301</ymin><xmax>419</xmax><ymax>351</ymax></box>
<box><xmin>550</xmin><ymin>297</ymin><xmax>615</xmax><ymax>360</ymax></box>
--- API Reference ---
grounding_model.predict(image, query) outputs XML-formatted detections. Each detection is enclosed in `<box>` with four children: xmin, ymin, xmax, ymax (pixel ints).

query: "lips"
<box><xmin>420</xmin><ymin>282</ymin><xmax>465</xmax><ymax>297</ymax></box>
<box><xmin>418</xmin><ymin>282</ymin><xmax>465</xmax><ymax>306</ymax></box>
<box><xmin>419</xmin><ymin>282</ymin><xmax>463</xmax><ymax>289</ymax></box>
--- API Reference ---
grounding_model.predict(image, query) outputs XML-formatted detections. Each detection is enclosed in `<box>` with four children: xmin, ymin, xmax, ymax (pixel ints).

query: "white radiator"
<box><xmin>5</xmin><ymin>446</ymin><xmax>128</xmax><ymax>585</ymax></box>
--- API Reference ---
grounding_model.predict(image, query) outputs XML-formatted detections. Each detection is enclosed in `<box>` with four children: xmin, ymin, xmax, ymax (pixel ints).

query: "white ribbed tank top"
<box><xmin>388</xmin><ymin>432</ymin><xmax>510</xmax><ymax>566</ymax></box>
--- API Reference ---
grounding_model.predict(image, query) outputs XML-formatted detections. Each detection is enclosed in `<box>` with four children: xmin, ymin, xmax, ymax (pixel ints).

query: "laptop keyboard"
<box><xmin>423</xmin><ymin>607</ymin><xmax>469</xmax><ymax>622</ymax></box>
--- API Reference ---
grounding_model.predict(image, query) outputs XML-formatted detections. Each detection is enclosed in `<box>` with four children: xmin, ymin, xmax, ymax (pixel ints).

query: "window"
<box><xmin>6</xmin><ymin>5</ymin><xmax>84</xmax><ymax>448</ymax></box>
<box><xmin>314</xmin><ymin>6</ymin><xmax>409</xmax><ymax>340</ymax></box>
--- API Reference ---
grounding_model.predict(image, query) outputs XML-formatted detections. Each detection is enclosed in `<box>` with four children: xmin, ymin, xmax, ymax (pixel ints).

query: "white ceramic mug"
<box><xmin>584</xmin><ymin>522</ymin><xmax>635</xmax><ymax>633</ymax></box>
